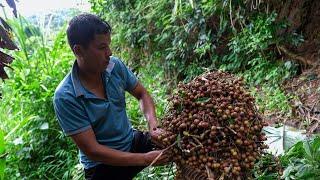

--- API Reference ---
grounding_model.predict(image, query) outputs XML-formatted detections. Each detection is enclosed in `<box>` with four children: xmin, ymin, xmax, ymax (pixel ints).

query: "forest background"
<box><xmin>0</xmin><ymin>0</ymin><xmax>319</xmax><ymax>179</ymax></box>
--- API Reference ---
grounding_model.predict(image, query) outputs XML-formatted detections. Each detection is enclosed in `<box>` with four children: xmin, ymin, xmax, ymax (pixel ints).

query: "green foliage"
<box><xmin>281</xmin><ymin>136</ymin><xmax>320</xmax><ymax>179</ymax></box>
<box><xmin>0</xmin><ymin>130</ymin><xmax>5</xmax><ymax>180</ymax></box>
<box><xmin>90</xmin><ymin>0</ymin><xmax>299</xmax><ymax>116</ymax></box>
<box><xmin>0</xmin><ymin>17</ymin><xmax>78</xmax><ymax>179</ymax></box>
<box><xmin>90</xmin><ymin>0</ymin><xmax>217</xmax><ymax>83</ymax></box>
<box><xmin>0</xmin><ymin>0</ymin><xmax>311</xmax><ymax>179</ymax></box>
<box><xmin>253</xmin><ymin>153</ymin><xmax>282</xmax><ymax>180</ymax></box>
<box><xmin>250</xmin><ymin>85</ymin><xmax>292</xmax><ymax>115</ymax></box>
<box><xmin>135</xmin><ymin>164</ymin><xmax>176</xmax><ymax>179</ymax></box>
<box><xmin>126</xmin><ymin>62</ymin><xmax>169</xmax><ymax>130</ymax></box>
<box><xmin>90</xmin><ymin>0</ymin><xmax>299</xmax><ymax>86</ymax></box>
<box><xmin>223</xmin><ymin>12</ymin><xmax>297</xmax><ymax>85</ymax></box>
<box><xmin>253</xmin><ymin>137</ymin><xmax>320</xmax><ymax>180</ymax></box>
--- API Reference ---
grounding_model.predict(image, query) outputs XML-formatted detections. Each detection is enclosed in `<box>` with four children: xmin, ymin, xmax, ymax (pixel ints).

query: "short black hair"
<box><xmin>67</xmin><ymin>13</ymin><xmax>112</xmax><ymax>49</ymax></box>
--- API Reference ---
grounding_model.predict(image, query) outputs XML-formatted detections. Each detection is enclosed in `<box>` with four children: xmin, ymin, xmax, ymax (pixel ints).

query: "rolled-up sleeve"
<box><xmin>53</xmin><ymin>96</ymin><xmax>91</xmax><ymax>136</ymax></box>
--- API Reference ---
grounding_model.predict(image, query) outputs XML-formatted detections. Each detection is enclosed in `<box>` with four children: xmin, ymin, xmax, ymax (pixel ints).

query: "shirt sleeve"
<box><xmin>117</xmin><ymin>58</ymin><xmax>138</xmax><ymax>92</ymax></box>
<box><xmin>53</xmin><ymin>96</ymin><xmax>91</xmax><ymax>136</ymax></box>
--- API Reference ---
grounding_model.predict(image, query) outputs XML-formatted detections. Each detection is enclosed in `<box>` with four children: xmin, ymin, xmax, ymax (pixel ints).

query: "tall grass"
<box><xmin>0</xmin><ymin>16</ymin><xmax>79</xmax><ymax>179</ymax></box>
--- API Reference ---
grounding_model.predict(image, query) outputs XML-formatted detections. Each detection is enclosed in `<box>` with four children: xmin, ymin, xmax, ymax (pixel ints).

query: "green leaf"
<box><xmin>195</xmin><ymin>97</ymin><xmax>210</xmax><ymax>103</ymax></box>
<box><xmin>284</xmin><ymin>61</ymin><xmax>293</xmax><ymax>69</ymax></box>
<box><xmin>0</xmin><ymin>160</ymin><xmax>4</xmax><ymax>180</ymax></box>
<box><xmin>311</xmin><ymin>137</ymin><xmax>320</xmax><ymax>161</ymax></box>
<box><xmin>303</xmin><ymin>140</ymin><xmax>313</xmax><ymax>160</ymax></box>
<box><xmin>296</xmin><ymin>164</ymin><xmax>314</xmax><ymax>178</ymax></box>
<box><xmin>282</xmin><ymin>165</ymin><xmax>294</xmax><ymax>178</ymax></box>
<box><xmin>0</xmin><ymin>130</ymin><xmax>4</xmax><ymax>154</ymax></box>
<box><xmin>285</xmin><ymin>140</ymin><xmax>304</xmax><ymax>157</ymax></box>
<box><xmin>227</xmin><ymin>118</ymin><xmax>235</xmax><ymax>124</ymax></box>
<box><xmin>177</xmin><ymin>134</ymin><xmax>182</xmax><ymax>150</ymax></box>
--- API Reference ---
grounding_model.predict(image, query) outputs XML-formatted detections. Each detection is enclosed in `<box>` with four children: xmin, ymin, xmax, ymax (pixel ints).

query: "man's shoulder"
<box><xmin>110</xmin><ymin>56</ymin><xmax>134</xmax><ymax>76</ymax></box>
<box><xmin>110</xmin><ymin>56</ymin><xmax>128</xmax><ymax>70</ymax></box>
<box><xmin>54</xmin><ymin>73</ymin><xmax>75</xmax><ymax>100</ymax></box>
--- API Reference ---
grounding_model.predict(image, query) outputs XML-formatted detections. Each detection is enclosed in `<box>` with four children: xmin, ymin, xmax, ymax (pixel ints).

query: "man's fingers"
<box><xmin>152</xmin><ymin>150</ymin><xmax>172</xmax><ymax>166</ymax></box>
<box><xmin>151</xmin><ymin>136</ymin><xmax>172</xmax><ymax>148</ymax></box>
<box><xmin>151</xmin><ymin>138</ymin><xmax>165</xmax><ymax>148</ymax></box>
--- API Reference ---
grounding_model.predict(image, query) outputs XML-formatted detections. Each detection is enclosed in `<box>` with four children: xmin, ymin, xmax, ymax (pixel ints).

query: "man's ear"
<box><xmin>73</xmin><ymin>45</ymin><xmax>83</xmax><ymax>57</ymax></box>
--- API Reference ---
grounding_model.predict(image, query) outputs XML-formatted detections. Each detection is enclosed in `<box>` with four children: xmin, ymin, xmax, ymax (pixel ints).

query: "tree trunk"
<box><xmin>271</xmin><ymin>0</ymin><xmax>320</xmax><ymax>66</ymax></box>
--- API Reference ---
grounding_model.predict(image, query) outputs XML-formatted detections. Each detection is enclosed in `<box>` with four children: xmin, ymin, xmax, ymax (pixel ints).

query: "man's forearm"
<box><xmin>139</xmin><ymin>93</ymin><xmax>158</xmax><ymax>130</ymax></box>
<box><xmin>88</xmin><ymin>144</ymin><xmax>147</xmax><ymax>166</ymax></box>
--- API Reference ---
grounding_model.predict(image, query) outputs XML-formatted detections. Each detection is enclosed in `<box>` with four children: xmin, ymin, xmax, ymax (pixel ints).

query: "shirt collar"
<box><xmin>71</xmin><ymin>58</ymin><xmax>115</xmax><ymax>98</ymax></box>
<box><xmin>106</xmin><ymin>59</ymin><xmax>115</xmax><ymax>74</ymax></box>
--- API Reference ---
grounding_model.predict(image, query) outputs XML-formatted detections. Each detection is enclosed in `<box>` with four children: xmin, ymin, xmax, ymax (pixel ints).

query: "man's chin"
<box><xmin>102</xmin><ymin>62</ymin><xmax>109</xmax><ymax>70</ymax></box>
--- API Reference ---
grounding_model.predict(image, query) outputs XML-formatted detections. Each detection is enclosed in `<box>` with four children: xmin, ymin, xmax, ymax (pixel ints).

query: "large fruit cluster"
<box><xmin>158</xmin><ymin>71</ymin><xmax>268</xmax><ymax>179</ymax></box>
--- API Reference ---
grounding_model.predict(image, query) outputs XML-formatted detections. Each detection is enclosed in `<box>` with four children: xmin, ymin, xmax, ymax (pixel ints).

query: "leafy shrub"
<box><xmin>91</xmin><ymin>0</ymin><xmax>216</xmax><ymax>84</ymax></box>
<box><xmin>250</xmin><ymin>85</ymin><xmax>292</xmax><ymax>116</ymax></box>
<box><xmin>0</xmin><ymin>17</ymin><xmax>78</xmax><ymax>179</ymax></box>
<box><xmin>281</xmin><ymin>136</ymin><xmax>320</xmax><ymax>179</ymax></box>
<box><xmin>222</xmin><ymin>13</ymin><xmax>298</xmax><ymax>85</ymax></box>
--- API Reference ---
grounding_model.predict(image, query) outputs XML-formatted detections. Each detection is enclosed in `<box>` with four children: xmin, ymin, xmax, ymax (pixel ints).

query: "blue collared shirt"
<box><xmin>53</xmin><ymin>56</ymin><xmax>138</xmax><ymax>169</ymax></box>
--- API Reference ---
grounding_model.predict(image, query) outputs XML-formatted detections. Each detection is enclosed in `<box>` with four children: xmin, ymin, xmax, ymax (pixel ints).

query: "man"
<box><xmin>53</xmin><ymin>13</ymin><xmax>168</xmax><ymax>180</ymax></box>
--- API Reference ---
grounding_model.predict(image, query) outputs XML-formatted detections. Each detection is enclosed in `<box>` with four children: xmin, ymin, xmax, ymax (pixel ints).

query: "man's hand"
<box><xmin>144</xmin><ymin>150</ymin><xmax>170</xmax><ymax>166</ymax></box>
<box><xmin>150</xmin><ymin>127</ymin><xmax>167</xmax><ymax>148</ymax></box>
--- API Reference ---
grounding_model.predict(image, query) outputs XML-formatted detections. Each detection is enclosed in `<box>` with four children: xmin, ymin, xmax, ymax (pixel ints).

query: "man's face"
<box><xmin>81</xmin><ymin>33</ymin><xmax>112</xmax><ymax>73</ymax></box>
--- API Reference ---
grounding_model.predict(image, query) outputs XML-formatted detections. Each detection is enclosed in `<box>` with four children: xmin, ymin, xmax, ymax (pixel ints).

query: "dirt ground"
<box><xmin>265</xmin><ymin>64</ymin><xmax>320</xmax><ymax>134</ymax></box>
<box><xmin>284</xmin><ymin>64</ymin><xmax>320</xmax><ymax>134</ymax></box>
